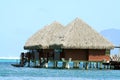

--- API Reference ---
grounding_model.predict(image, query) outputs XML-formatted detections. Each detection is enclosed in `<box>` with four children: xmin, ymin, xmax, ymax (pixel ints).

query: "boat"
<box><xmin>11</xmin><ymin>64</ymin><xmax>23</xmax><ymax>67</ymax></box>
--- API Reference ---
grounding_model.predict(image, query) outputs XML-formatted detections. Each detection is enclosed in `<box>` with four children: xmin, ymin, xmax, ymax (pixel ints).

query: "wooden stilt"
<box><xmin>61</xmin><ymin>58</ymin><xmax>65</xmax><ymax>68</ymax></box>
<box><xmin>110</xmin><ymin>64</ymin><xmax>113</xmax><ymax>69</ymax></box>
<box><xmin>44</xmin><ymin>63</ymin><xmax>48</xmax><ymax>68</ymax></box>
<box><xmin>96</xmin><ymin>62</ymin><xmax>98</xmax><ymax>69</ymax></box>
<box><xmin>85</xmin><ymin>62</ymin><xmax>89</xmax><ymax>70</ymax></box>
<box><xmin>44</xmin><ymin>58</ymin><xmax>48</xmax><ymax>68</ymax></box>
<box><xmin>73</xmin><ymin>62</ymin><xmax>79</xmax><ymax>68</ymax></box>
<box><xmin>28</xmin><ymin>60</ymin><xmax>30</xmax><ymax>67</ymax></box>
<box><xmin>53</xmin><ymin>61</ymin><xmax>57</xmax><ymax>68</ymax></box>
<box><xmin>62</xmin><ymin>62</ymin><xmax>66</xmax><ymax>68</ymax></box>
<box><xmin>104</xmin><ymin>65</ymin><xmax>106</xmax><ymax>69</ymax></box>
<box><xmin>27</xmin><ymin>52</ymin><xmax>30</xmax><ymax>67</ymax></box>
<box><xmin>79</xmin><ymin>62</ymin><xmax>81</xmax><ymax>68</ymax></box>
<box><xmin>65</xmin><ymin>62</ymin><xmax>70</xmax><ymax>69</ymax></box>
<box><xmin>107</xmin><ymin>65</ymin><xmax>110</xmax><ymax>69</ymax></box>
<box><xmin>100</xmin><ymin>62</ymin><xmax>102</xmax><ymax>69</ymax></box>
<box><xmin>89</xmin><ymin>62</ymin><xmax>92</xmax><ymax>68</ymax></box>
<box><xmin>39</xmin><ymin>55</ymin><xmax>41</xmax><ymax>67</ymax></box>
<box><xmin>65</xmin><ymin>58</ymin><xmax>72</xmax><ymax>69</ymax></box>
<box><xmin>83</xmin><ymin>62</ymin><xmax>85</xmax><ymax>69</ymax></box>
<box><xmin>34</xmin><ymin>59</ymin><xmax>36</xmax><ymax>66</ymax></box>
<box><xmin>93</xmin><ymin>62</ymin><xmax>96</xmax><ymax>68</ymax></box>
<box><xmin>37</xmin><ymin>59</ymin><xmax>40</xmax><ymax>67</ymax></box>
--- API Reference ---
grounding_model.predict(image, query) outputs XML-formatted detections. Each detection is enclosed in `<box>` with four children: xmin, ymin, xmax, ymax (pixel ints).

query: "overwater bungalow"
<box><xmin>18</xmin><ymin>18</ymin><xmax>114</xmax><ymax>69</ymax></box>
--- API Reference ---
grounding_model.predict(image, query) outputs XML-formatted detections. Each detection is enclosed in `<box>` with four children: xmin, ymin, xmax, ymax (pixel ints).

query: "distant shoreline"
<box><xmin>0</xmin><ymin>57</ymin><xmax>20</xmax><ymax>59</ymax></box>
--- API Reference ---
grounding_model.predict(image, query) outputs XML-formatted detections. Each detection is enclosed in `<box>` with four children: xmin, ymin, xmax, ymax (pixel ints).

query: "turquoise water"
<box><xmin>0</xmin><ymin>59</ymin><xmax>120</xmax><ymax>80</ymax></box>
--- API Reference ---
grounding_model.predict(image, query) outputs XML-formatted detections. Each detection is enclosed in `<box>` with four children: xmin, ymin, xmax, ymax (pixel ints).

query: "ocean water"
<box><xmin>0</xmin><ymin>59</ymin><xmax>120</xmax><ymax>80</ymax></box>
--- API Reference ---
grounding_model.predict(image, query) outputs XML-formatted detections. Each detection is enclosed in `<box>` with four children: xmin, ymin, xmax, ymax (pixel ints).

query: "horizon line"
<box><xmin>0</xmin><ymin>57</ymin><xmax>20</xmax><ymax>59</ymax></box>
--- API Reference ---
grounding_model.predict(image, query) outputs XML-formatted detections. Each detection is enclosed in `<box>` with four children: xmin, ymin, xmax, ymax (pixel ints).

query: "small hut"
<box><xmin>23</xmin><ymin>21</ymin><xmax>64</xmax><ymax>67</ymax></box>
<box><xmin>23</xmin><ymin>18</ymin><xmax>114</xmax><ymax>69</ymax></box>
<box><xmin>51</xmin><ymin>18</ymin><xmax>114</xmax><ymax>61</ymax></box>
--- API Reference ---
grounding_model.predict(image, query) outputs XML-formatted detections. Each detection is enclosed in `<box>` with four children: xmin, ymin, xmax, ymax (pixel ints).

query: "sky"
<box><xmin>0</xmin><ymin>0</ymin><xmax>120</xmax><ymax>58</ymax></box>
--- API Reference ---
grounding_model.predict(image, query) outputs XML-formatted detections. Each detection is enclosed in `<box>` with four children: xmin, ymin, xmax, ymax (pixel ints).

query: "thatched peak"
<box><xmin>61</xmin><ymin>18</ymin><xmax>114</xmax><ymax>49</ymax></box>
<box><xmin>49</xmin><ymin>21</ymin><xmax>63</xmax><ymax>27</ymax></box>
<box><xmin>24</xmin><ymin>21</ymin><xmax>64</xmax><ymax>49</ymax></box>
<box><xmin>24</xmin><ymin>18</ymin><xmax>114</xmax><ymax>49</ymax></box>
<box><xmin>71</xmin><ymin>17</ymin><xmax>83</xmax><ymax>22</ymax></box>
<box><xmin>49</xmin><ymin>18</ymin><xmax>114</xmax><ymax>49</ymax></box>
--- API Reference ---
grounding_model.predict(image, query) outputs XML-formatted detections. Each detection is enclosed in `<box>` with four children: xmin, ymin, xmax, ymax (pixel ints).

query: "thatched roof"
<box><xmin>24</xmin><ymin>18</ymin><xmax>114</xmax><ymax>49</ymax></box>
<box><xmin>49</xmin><ymin>18</ymin><xmax>114</xmax><ymax>49</ymax></box>
<box><xmin>24</xmin><ymin>21</ymin><xmax>64</xmax><ymax>49</ymax></box>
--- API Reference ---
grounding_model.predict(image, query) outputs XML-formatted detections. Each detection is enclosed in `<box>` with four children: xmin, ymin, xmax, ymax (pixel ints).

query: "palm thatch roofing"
<box><xmin>24</xmin><ymin>18</ymin><xmax>114</xmax><ymax>49</ymax></box>
<box><xmin>24</xmin><ymin>21</ymin><xmax>64</xmax><ymax>49</ymax></box>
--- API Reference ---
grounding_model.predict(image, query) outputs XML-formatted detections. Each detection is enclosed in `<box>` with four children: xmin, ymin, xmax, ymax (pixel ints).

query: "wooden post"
<box><xmin>27</xmin><ymin>52</ymin><xmax>31</xmax><ymax>67</ymax></box>
<box><xmin>83</xmin><ymin>62</ymin><xmax>85</xmax><ymax>69</ymax></box>
<box><xmin>62</xmin><ymin>62</ymin><xmax>66</xmax><ymax>68</ymax></box>
<box><xmin>44</xmin><ymin>63</ymin><xmax>48</xmax><ymax>68</ymax></box>
<box><xmin>73</xmin><ymin>62</ymin><xmax>79</xmax><ymax>68</ymax></box>
<box><xmin>89</xmin><ymin>62</ymin><xmax>92</xmax><ymax>68</ymax></box>
<box><xmin>53</xmin><ymin>61</ymin><xmax>57</xmax><ymax>68</ymax></box>
<box><xmin>34</xmin><ymin>59</ymin><xmax>36</xmax><ymax>66</ymax></box>
<box><xmin>96</xmin><ymin>62</ymin><xmax>98</xmax><ymax>69</ymax></box>
<box><xmin>110</xmin><ymin>64</ymin><xmax>113</xmax><ymax>69</ymax></box>
<box><xmin>79</xmin><ymin>62</ymin><xmax>81</xmax><ymax>68</ymax></box>
<box><xmin>107</xmin><ymin>65</ymin><xmax>109</xmax><ymax>69</ymax></box>
<box><xmin>85</xmin><ymin>62</ymin><xmax>89</xmax><ymax>70</ymax></box>
<box><xmin>43</xmin><ymin>58</ymin><xmax>48</xmax><ymax>68</ymax></box>
<box><xmin>65</xmin><ymin>58</ymin><xmax>72</xmax><ymax>69</ymax></box>
<box><xmin>93</xmin><ymin>62</ymin><xmax>96</xmax><ymax>68</ymax></box>
<box><xmin>100</xmin><ymin>62</ymin><xmax>102</xmax><ymax>69</ymax></box>
<box><xmin>65</xmin><ymin>62</ymin><xmax>70</xmax><ymax>69</ymax></box>
<box><xmin>104</xmin><ymin>64</ymin><xmax>106</xmax><ymax>69</ymax></box>
<box><xmin>39</xmin><ymin>51</ymin><xmax>41</xmax><ymax>67</ymax></box>
<box><xmin>61</xmin><ymin>58</ymin><xmax>65</xmax><ymax>68</ymax></box>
